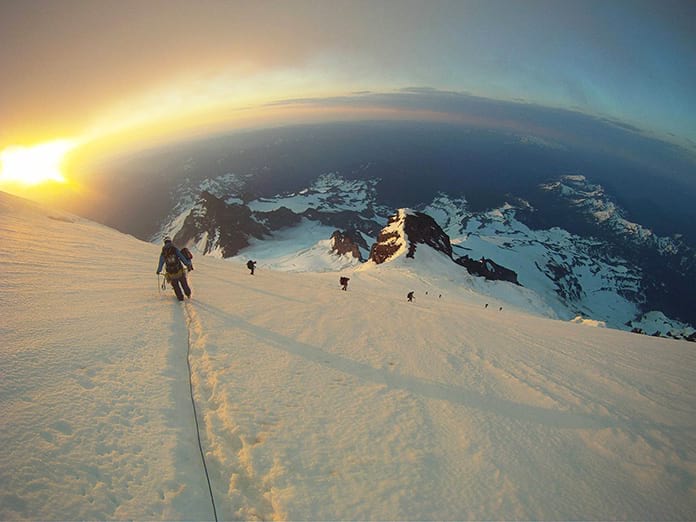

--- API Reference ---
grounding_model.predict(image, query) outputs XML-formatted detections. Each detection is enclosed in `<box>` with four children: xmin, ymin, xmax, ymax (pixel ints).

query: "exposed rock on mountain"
<box><xmin>369</xmin><ymin>209</ymin><xmax>453</xmax><ymax>264</ymax></box>
<box><xmin>174</xmin><ymin>191</ymin><xmax>268</xmax><ymax>257</ymax></box>
<box><xmin>369</xmin><ymin>209</ymin><xmax>520</xmax><ymax>287</ymax></box>
<box><xmin>455</xmin><ymin>255</ymin><xmax>520</xmax><ymax>285</ymax></box>
<box><xmin>330</xmin><ymin>230</ymin><xmax>363</xmax><ymax>260</ymax></box>
<box><xmin>369</xmin><ymin>222</ymin><xmax>403</xmax><ymax>265</ymax></box>
<box><xmin>254</xmin><ymin>206</ymin><xmax>302</xmax><ymax>231</ymax></box>
<box><xmin>403</xmin><ymin>211</ymin><xmax>453</xmax><ymax>258</ymax></box>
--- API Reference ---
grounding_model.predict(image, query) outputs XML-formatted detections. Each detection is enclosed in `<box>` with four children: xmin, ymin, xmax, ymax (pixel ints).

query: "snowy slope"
<box><xmin>5</xmin><ymin>190</ymin><xmax>696</xmax><ymax>520</ymax></box>
<box><xmin>1</xmin><ymin>192</ymin><xmax>214</xmax><ymax>519</ymax></box>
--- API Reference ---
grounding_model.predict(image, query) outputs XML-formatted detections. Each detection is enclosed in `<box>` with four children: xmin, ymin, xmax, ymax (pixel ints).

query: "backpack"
<box><xmin>181</xmin><ymin>247</ymin><xmax>193</xmax><ymax>260</ymax></box>
<box><xmin>162</xmin><ymin>245</ymin><xmax>183</xmax><ymax>274</ymax></box>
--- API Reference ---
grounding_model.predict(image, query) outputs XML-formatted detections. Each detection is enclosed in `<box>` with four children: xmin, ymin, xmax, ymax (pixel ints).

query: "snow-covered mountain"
<box><xmin>4</xmin><ymin>189</ymin><xmax>696</xmax><ymax>520</ymax></box>
<box><xmin>541</xmin><ymin>174</ymin><xmax>681</xmax><ymax>254</ymax></box>
<box><xmin>155</xmin><ymin>173</ymin><xmax>696</xmax><ymax>339</ymax></box>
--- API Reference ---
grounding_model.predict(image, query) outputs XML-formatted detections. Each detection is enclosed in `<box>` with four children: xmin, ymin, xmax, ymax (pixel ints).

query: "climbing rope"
<box><xmin>184</xmin><ymin>304</ymin><xmax>219</xmax><ymax>522</ymax></box>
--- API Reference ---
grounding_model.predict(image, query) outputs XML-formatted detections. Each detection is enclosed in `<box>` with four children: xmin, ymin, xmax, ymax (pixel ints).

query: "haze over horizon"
<box><xmin>1</xmin><ymin>0</ymin><xmax>695</xmax><ymax>166</ymax></box>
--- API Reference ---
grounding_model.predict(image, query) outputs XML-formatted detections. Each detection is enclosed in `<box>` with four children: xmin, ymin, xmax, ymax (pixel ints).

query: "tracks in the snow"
<box><xmin>183</xmin><ymin>303</ymin><xmax>218</xmax><ymax>522</ymax></box>
<box><xmin>183</xmin><ymin>302</ymin><xmax>279</xmax><ymax>521</ymax></box>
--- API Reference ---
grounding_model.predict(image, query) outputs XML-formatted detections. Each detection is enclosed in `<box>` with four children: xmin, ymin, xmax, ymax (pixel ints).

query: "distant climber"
<box><xmin>247</xmin><ymin>259</ymin><xmax>257</xmax><ymax>275</ymax></box>
<box><xmin>157</xmin><ymin>237</ymin><xmax>193</xmax><ymax>301</ymax></box>
<box><xmin>407</xmin><ymin>291</ymin><xmax>414</xmax><ymax>302</ymax></box>
<box><xmin>340</xmin><ymin>276</ymin><xmax>350</xmax><ymax>291</ymax></box>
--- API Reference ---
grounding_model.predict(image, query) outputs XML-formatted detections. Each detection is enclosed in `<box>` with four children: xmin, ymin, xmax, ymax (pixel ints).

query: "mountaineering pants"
<box><xmin>170</xmin><ymin>274</ymin><xmax>191</xmax><ymax>301</ymax></box>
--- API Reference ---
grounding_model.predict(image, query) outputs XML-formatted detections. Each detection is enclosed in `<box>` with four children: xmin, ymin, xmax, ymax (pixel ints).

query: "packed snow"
<box><xmin>2</xmin><ymin>190</ymin><xmax>696</xmax><ymax>520</ymax></box>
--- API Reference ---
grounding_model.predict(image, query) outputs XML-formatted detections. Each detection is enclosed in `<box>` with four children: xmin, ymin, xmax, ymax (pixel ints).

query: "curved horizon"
<box><xmin>1</xmin><ymin>0</ymin><xmax>694</xmax><ymax>162</ymax></box>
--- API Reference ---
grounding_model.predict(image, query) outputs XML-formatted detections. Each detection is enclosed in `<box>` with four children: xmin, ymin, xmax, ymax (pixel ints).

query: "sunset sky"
<box><xmin>1</xmin><ymin>0</ymin><xmax>695</xmax><ymax>186</ymax></box>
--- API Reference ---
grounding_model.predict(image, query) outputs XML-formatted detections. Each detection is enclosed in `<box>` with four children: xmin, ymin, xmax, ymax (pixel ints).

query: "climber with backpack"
<box><xmin>156</xmin><ymin>237</ymin><xmax>194</xmax><ymax>301</ymax></box>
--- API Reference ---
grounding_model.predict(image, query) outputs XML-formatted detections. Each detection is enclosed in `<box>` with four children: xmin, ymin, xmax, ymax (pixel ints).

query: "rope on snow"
<box><xmin>183</xmin><ymin>303</ymin><xmax>219</xmax><ymax>522</ymax></box>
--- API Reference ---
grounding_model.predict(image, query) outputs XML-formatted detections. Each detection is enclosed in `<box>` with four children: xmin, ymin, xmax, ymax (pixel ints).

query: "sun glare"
<box><xmin>0</xmin><ymin>140</ymin><xmax>77</xmax><ymax>187</ymax></box>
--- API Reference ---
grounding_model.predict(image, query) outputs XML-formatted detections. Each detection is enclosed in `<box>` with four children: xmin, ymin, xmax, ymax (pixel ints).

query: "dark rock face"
<box><xmin>403</xmin><ymin>211</ymin><xmax>453</xmax><ymax>258</ymax></box>
<box><xmin>456</xmin><ymin>255</ymin><xmax>520</xmax><ymax>285</ymax></box>
<box><xmin>174</xmin><ymin>191</ymin><xmax>268</xmax><ymax>257</ymax></box>
<box><xmin>254</xmin><ymin>206</ymin><xmax>302</xmax><ymax>231</ymax></box>
<box><xmin>330</xmin><ymin>230</ymin><xmax>363</xmax><ymax>260</ymax></box>
<box><xmin>369</xmin><ymin>210</ymin><xmax>454</xmax><ymax>264</ymax></box>
<box><xmin>369</xmin><ymin>209</ymin><xmax>520</xmax><ymax>285</ymax></box>
<box><xmin>369</xmin><ymin>212</ymin><xmax>404</xmax><ymax>264</ymax></box>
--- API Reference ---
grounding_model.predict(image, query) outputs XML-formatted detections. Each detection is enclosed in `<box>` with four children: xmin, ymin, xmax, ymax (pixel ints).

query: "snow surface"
<box><xmin>3</xmin><ymin>190</ymin><xmax>696</xmax><ymax>520</ymax></box>
<box><xmin>243</xmin><ymin>219</ymin><xmax>362</xmax><ymax>273</ymax></box>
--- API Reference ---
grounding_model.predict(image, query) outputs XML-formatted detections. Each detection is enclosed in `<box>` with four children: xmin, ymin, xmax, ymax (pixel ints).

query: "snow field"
<box><xmin>186</xmin><ymin>256</ymin><xmax>696</xmax><ymax>519</ymax></box>
<box><xmin>2</xmin><ymin>191</ymin><xmax>696</xmax><ymax>520</ymax></box>
<box><xmin>1</xmin><ymin>197</ymin><xmax>212</xmax><ymax>519</ymax></box>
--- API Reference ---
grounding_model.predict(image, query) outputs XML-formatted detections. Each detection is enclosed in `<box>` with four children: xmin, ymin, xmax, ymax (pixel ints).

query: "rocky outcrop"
<box><xmin>369</xmin><ymin>230</ymin><xmax>402</xmax><ymax>264</ymax></box>
<box><xmin>369</xmin><ymin>210</ymin><xmax>453</xmax><ymax>264</ymax></box>
<box><xmin>174</xmin><ymin>191</ymin><xmax>268</xmax><ymax>257</ymax></box>
<box><xmin>330</xmin><ymin>230</ymin><xmax>363</xmax><ymax>260</ymax></box>
<box><xmin>455</xmin><ymin>255</ymin><xmax>520</xmax><ymax>285</ymax></box>
<box><xmin>254</xmin><ymin>206</ymin><xmax>302</xmax><ymax>230</ymax></box>
<box><xmin>369</xmin><ymin>209</ymin><xmax>520</xmax><ymax>285</ymax></box>
<box><xmin>368</xmin><ymin>210</ymin><xmax>407</xmax><ymax>264</ymax></box>
<box><xmin>403</xmin><ymin>211</ymin><xmax>453</xmax><ymax>258</ymax></box>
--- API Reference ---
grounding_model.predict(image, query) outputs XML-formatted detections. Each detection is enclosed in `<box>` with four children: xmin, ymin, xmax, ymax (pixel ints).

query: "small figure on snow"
<box><xmin>407</xmin><ymin>291</ymin><xmax>415</xmax><ymax>302</ymax></box>
<box><xmin>339</xmin><ymin>276</ymin><xmax>350</xmax><ymax>291</ymax></box>
<box><xmin>157</xmin><ymin>237</ymin><xmax>193</xmax><ymax>301</ymax></box>
<box><xmin>247</xmin><ymin>259</ymin><xmax>257</xmax><ymax>275</ymax></box>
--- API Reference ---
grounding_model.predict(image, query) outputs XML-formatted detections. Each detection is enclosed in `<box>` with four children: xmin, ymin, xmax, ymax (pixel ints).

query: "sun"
<box><xmin>0</xmin><ymin>140</ymin><xmax>77</xmax><ymax>187</ymax></box>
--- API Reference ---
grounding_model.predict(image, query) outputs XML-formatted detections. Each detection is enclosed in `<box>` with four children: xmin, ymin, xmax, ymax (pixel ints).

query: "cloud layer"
<box><xmin>1</xmin><ymin>0</ymin><xmax>695</xmax><ymax>150</ymax></box>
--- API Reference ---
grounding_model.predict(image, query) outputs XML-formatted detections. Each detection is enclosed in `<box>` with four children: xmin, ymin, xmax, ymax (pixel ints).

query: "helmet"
<box><xmin>163</xmin><ymin>236</ymin><xmax>172</xmax><ymax>244</ymax></box>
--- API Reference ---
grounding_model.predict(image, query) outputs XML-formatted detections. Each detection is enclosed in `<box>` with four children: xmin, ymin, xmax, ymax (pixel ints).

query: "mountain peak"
<box><xmin>368</xmin><ymin>208</ymin><xmax>454</xmax><ymax>264</ymax></box>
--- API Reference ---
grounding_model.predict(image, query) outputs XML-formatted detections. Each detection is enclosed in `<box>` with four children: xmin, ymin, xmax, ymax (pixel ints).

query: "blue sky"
<box><xmin>0</xmin><ymin>0</ymin><xmax>694</xmax><ymax>154</ymax></box>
